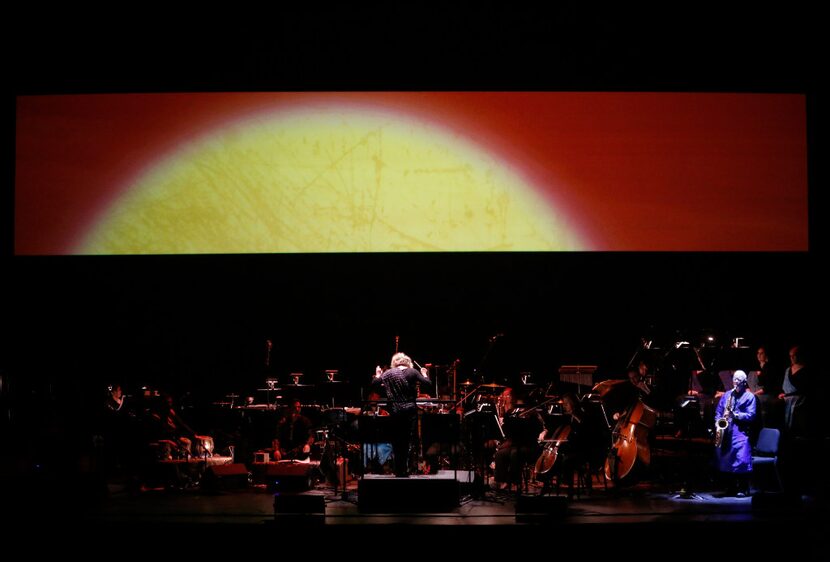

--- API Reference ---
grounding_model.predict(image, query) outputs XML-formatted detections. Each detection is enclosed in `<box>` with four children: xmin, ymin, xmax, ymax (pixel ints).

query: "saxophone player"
<box><xmin>714</xmin><ymin>371</ymin><xmax>757</xmax><ymax>497</ymax></box>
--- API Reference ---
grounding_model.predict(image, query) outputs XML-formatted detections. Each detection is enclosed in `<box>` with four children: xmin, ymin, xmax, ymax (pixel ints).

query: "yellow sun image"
<box><xmin>77</xmin><ymin>106</ymin><xmax>586</xmax><ymax>253</ymax></box>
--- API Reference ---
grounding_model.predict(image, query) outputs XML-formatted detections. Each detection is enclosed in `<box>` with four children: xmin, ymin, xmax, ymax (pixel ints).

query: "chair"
<box><xmin>751</xmin><ymin>427</ymin><xmax>782</xmax><ymax>492</ymax></box>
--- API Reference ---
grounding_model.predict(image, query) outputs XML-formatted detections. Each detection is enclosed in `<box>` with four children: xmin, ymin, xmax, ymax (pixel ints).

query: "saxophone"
<box><xmin>714</xmin><ymin>391</ymin><xmax>734</xmax><ymax>448</ymax></box>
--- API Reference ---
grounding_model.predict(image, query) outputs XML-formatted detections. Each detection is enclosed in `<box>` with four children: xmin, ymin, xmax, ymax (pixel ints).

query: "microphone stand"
<box><xmin>475</xmin><ymin>336</ymin><xmax>500</xmax><ymax>383</ymax></box>
<box><xmin>673</xmin><ymin>345</ymin><xmax>707</xmax><ymax>500</ymax></box>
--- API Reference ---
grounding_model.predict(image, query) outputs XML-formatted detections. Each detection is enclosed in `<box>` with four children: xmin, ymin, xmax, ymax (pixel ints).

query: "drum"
<box><xmin>150</xmin><ymin>439</ymin><xmax>188</xmax><ymax>460</ymax></box>
<box><xmin>322</xmin><ymin>407</ymin><xmax>348</xmax><ymax>425</ymax></box>
<box><xmin>193</xmin><ymin>435</ymin><xmax>214</xmax><ymax>457</ymax></box>
<box><xmin>149</xmin><ymin>440</ymin><xmax>173</xmax><ymax>460</ymax></box>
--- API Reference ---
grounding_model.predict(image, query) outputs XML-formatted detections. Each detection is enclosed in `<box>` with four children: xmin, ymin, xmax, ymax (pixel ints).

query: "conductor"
<box><xmin>371</xmin><ymin>352</ymin><xmax>431</xmax><ymax>477</ymax></box>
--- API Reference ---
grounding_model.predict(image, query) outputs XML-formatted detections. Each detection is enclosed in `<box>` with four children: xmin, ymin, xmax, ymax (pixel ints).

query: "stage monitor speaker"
<box><xmin>202</xmin><ymin>463</ymin><xmax>249</xmax><ymax>490</ymax></box>
<box><xmin>358</xmin><ymin>476</ymin><xmax>459</xmax><ymax>513</ymax></box>
<box><xmin>266</xmin><ymin>462</ymin><xmax>317</xmax><ymax>492</ymax></box>
<box><xmin>515</xmin><ymin>494</ymin><xmax>568</xmax><ymax>516</ymax></box>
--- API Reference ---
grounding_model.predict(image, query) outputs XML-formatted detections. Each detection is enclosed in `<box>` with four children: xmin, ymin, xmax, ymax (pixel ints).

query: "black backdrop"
<box><xmin>4</xmin><ymin>7</ymin><xmax>826</xmax><ymax>414</ymax></box>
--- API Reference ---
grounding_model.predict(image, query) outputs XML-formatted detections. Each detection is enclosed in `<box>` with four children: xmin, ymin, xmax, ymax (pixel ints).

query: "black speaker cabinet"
<box><xmin>202</xmin><ymin>463</ymin><xmax>249</xmax><ymax>490</ymax></box>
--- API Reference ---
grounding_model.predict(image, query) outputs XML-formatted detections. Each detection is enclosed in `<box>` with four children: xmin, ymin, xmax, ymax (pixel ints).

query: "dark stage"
<box><xmin>4</xmin><ymin>7</ymin><xmax>827</xmax><ymax>556</ymax></box>
<box><xmin>5</xmin><ymin>458</ymin><xmax>826</xmax><ymax>557</ymax></box>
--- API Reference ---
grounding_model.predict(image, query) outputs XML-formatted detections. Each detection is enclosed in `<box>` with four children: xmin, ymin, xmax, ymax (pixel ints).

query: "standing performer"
<box><xmin>714</xmin><ymin>370</ymin><xmax>757</xmax><ymax>496</ymax></box>
<box><xmin>372</xmin><ymin>352</ymin><xmax>431</xmax><ymax>477</ymax></box>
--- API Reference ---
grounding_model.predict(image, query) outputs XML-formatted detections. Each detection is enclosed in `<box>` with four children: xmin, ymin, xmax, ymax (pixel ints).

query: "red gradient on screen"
<box><xmin>15</xmin><ymin>92</ymin><xmax>807</xmax><ymax>253</ymax></box>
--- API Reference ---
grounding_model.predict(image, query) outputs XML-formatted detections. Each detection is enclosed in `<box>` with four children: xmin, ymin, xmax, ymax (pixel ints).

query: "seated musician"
<box><xmin>272</xmin><ymin>399</ymin><xmax>315</xmax><ymax>461</ymax></box>
<box><xmin>148</xmin><ymin>392</ymin><xmax>197</xmax><ymax>458</ymax></box>
<box><xmin>493</xmin><ymin>388</ymin><xmax>542</xmax><ymax>491</ymax></box>
<box><xmin>538</xmin><ymin>393</ymin><xmax>587</xmax><ymax>495</ymax></box>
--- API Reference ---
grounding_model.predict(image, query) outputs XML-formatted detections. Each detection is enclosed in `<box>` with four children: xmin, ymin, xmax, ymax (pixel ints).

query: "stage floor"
<box><xmin>5</xmin><ymin>470</ymin><xmax>826</xmax><ymax>557</ymax></box>
<box><xmin>85</xmin><ymin>469</ymin><xmax>819</xmax><ymax>526</ymax></box>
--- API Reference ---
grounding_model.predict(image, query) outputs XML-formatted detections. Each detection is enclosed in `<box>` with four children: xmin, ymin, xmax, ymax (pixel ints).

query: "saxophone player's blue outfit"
<box><xmin>714</xmin><ymin>387</ymin><xmax>757</xmax><ymax>474</ymax></box>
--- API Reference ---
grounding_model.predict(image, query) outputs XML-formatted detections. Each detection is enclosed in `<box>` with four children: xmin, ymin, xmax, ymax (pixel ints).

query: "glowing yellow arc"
<box><xmin>78</xmin><ymin>107</ymin><xmax>585</xmax><ymax>253</ymax></box>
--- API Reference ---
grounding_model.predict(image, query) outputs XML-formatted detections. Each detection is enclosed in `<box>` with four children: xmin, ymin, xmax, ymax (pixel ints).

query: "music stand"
<box><xmin>673</xmin><ymin>369</ymin><xmax>705</xmax><ymax>500</ymax></box>
<box><xmin>325</xmin><ymin>412</ymin><xmax>358</xmax><ymax>504</ymax></box>
<box><xmin>261</xmin><ymin>378</ymin><xmax>280</xmax><ymax>406</ymax></box>
<box><xmin>460</xmin><ymin>396</ymin><xmax>505</xmax><ymax>504</ymax></box>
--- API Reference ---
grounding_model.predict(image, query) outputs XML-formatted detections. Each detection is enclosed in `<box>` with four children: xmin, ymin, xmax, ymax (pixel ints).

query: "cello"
<box><xmin>604</xmin><ymin>399</ymin><xmax>656</xmax><ymax>483</ymax></box>
<box><xmin>535</xmin><ymin>423</ymin><xmax>571</xmax><ymax>476</ymax></box>
<box><xmin>534</xmin><ymin>393</ymin><xmax>581</xmax><ymax>477</ymax></box>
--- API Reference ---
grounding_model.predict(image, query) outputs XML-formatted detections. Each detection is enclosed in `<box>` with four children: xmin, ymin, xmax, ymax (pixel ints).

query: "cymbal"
<box><xmin>225</xmin><ymin>394</ymin><xmax>240</xmax><ymax>398</ymax></box>
<box><xmin>459</xmin><ymin>380</ymin><xmax>475</xmax><ymax>387</ymax></box>
<box><xmin>256</xmin><ymin>388</ymin><xmax>282</xmax><ymax>391</ymax></box>
<box><xmin>479</xmin><ymin>382</ymin><xmax>506</xmax><ymax>389</ymax></box>
<box><xmin>284</xmin><ymin>383</ymin><xmax>314</xmax><ymax>387</ymax></box>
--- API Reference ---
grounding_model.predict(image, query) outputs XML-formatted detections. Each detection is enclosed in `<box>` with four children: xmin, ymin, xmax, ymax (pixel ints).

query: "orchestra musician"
<box><xmin>714</xmin><ymin>371</ymin><xmax>757</xmax><ymax>497</ymax></box>
<box><xmin>537</xmin><ymin>393</ymin><xmax>587</xmax><ymax>496</ymax></box>
<box><xmin>607</xmin><ymin>364</ymin><xmax>658</xmax><ymax>422</ymax></box>
<box><xmin>272</xmin><ymin>398</ymin><xmax>315</xmax><ymax>461</ymax></box>
<box><xmin>371</xmin><ymin>352</ymin><xmax>431</xmax><ymax>477</ymax></box>
<box><xmin>779</xmin><ymin>344</ymin><xmax>816</xmax><ymax>439</ymax></box>
<box><xmin>753</xmin><ymin>345</ymin><xmax>784</xmax><ymax>430</ymax></box>
<box><xmin>99</xmin><ymin>383</ymin><xmax>139</xmax><ymax>478</ymax></box>
<box><xmin>493</xmin><ymin>387</ymin><xmax>542</xmax><ymax>492</ymax></box>
<box><xmin>148</xmin><ymin>392</ymin><xmax>197</xmax><ymax>458</ymax></box>
<box><xmin>106</xmin><ymin>384</ymin><xmax>126</xmax><ymax>412</ymax></box>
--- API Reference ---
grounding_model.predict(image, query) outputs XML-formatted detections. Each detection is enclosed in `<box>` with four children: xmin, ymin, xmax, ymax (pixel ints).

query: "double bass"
<box><xmin>604</xmin><ymin>399</ymin><xmax>656</xmax><ymax>482</ymax></box>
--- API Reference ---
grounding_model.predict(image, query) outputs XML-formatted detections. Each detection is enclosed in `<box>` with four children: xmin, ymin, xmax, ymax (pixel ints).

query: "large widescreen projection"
<box><xmin>15</xmin><ymin>92</ymin><xmax>807</xmax><ymax>254</ymax></box>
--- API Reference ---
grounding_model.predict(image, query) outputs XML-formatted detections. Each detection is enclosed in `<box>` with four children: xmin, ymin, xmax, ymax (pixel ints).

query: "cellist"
<box><xmin>492</xmin><ymin>388</ymin><xmax>542</xmax><ymax>491</ymax></box>
<box><xmin>537</xmin><ymin>393</ymin><xmax>587</xmax><ymax>496</ymax></box>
